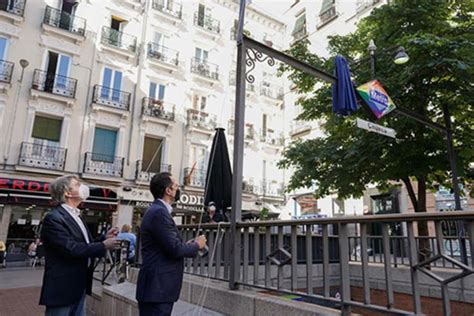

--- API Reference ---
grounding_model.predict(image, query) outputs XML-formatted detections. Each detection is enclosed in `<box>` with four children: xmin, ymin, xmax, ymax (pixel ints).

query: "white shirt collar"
<box><xmin>158</xmin><ymin>199</ymin><xmax>173</xmax><ymax>214</ymax></box>
<box><xmin>62</xmin><ymin>203</ymin><xmax>81</xmax><ymax>216</ymax></box>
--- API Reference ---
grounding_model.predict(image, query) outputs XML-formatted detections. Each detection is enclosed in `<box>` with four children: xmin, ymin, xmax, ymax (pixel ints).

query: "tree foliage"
<box><xmin>280</xmin><ymin>0</ymin><xmax>474</xmax><ymax>207</ymax></box>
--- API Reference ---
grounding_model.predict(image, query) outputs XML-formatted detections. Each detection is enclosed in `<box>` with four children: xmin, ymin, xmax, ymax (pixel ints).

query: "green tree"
<box><xmin>279</xmin><ymin>0</ymin><xmax>473</xmax><ymax>258</ymax></box>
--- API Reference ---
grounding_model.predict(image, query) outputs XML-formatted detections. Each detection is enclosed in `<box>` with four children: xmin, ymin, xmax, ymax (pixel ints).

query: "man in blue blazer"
<box><xmin>136</xmin><ymin>172</ymin><xmax>206</xmax><ymax>316</ymax></box>
<box><xmin>39</xmin><ymin>175</ymin><xmax>120</xmax><ymax>316</ymax></box>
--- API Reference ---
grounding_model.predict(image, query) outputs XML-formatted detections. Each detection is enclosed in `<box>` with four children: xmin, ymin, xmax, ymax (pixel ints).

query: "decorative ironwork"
<box><xmin>0</xmin><ymin>0</ymin><xmax>26</xmax><ymax>16</ymax></box>
<box><xmin>83</xmin><ymin>152</ymin><xmax>124</xmax><ymax>177</ymax></box>
<box><xmin>0</xmin><ymin>60</ymin><xmax>14</xmax><ymax>83</ymax></box>
<box><xmin>101</xmin><ymin>26</ymin><xmax>137</xmax><ymax>53</ymax></box>
<box><xmin>19</xmin><ymin>142</ymin><xmax>67</xmax><ymax>171</ymax></box>
<box><xmin>92</xmin><ymin>85</ymin><xmax>131</xmax><ymax>111</ymax></box>
<box><xmin>136</xmin><ymin>160</ymin><xmax>172</xmax><ymax>182</ymax></box>
<box><xmin>43</xmin><ymin>5</ymin><xmax>86</xmax><ymax>36</ymax></box>
<box><xmin>183</xmin><ymin>167</ymin><xmax>207</xmax><ymax>187</ymax></box>
<box><xmin>245</xmin><ymin>47</ymin><xmax>275</xmax><ymax>84</ymax></box>
<box><xmin>32</xmin><ymin>69</ymin><xmax>77</xmax><ymax>98</ymax></box>
<box><xmin>142</xmin><ymin>97</ymin><xmax>175</xmax><ymax>121</ymax></box>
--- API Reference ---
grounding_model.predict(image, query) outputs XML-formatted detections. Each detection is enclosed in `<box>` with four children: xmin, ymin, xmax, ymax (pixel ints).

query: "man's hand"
<box><xmin>105</xmin><ymin>227</ymin><xmax>119</xmax><ymax>239</ymax></box>
<box><xmin>103</xmin><ymin>237</ymin><xmax>121</xmax><ymax>250</ymax></box>
<box><xmin>195</xmin><ymin>235</ymin><xmax>207</xmax><ymax>250</ymax></box>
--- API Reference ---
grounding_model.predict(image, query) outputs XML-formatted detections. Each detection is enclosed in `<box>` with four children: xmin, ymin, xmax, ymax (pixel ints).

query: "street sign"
<box><xmin>356</xmin><ymin>118</ymin><xmax>396</xmax><ymax>138</ymax></box>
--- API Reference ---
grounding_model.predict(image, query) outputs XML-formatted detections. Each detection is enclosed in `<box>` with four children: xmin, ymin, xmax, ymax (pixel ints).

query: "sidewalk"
<box><xmin>0</xmin><ymin>267</ymin><xmax>224</xmax><ymax>316</ymax></box>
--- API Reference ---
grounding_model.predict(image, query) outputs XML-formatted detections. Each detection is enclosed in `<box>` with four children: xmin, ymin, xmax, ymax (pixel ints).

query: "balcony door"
<box><xmin>58</xmin><ymin>0</ymin><xmax>78</xmax><ymax>31</ymax></box>
<box><xmin>92</xmin><ymin>127</ymin><xmax>117</xmax><ymax>163</ymax></box>
<box><xmin>0</xmin><ymin>37</ymin><xmax>7</xmax><ymax>81</ymax></box>
<box><xmin>142</xmin><ymin>137</ymin><xmax>163</xmax><ymax>173</ymax></box>
<box><xmin>195</xmin><ymin>47</ymin><xmax>208</xmax><ymax>63</ymax></box>
<box><xmin>45</xmin><ymin>51</ymin><xmax>70</xmax><ymax>94</ymax></box>
<box><xmin>31</xmin><ymin>115</ymin><xmax>62</xmax><ymax>159</ymax></box>
<box><xmin>101</xmin><ymin>67</ymin><xmax>123</xmax><ymax>103</ymax></box>
<box><xmin>149</xmin><ymin>82</ymin><xmax>165</xmax><ymax>101</ymax></box>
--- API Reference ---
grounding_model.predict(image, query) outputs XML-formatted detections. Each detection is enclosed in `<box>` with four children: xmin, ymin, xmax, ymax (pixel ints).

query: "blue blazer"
<box><xmin>136</xmin><ymin>199</ymin><xmax>199</xmax><ymax>303</ymax></box>
<box><xmin>39</xmin><ymin>205</ymin><xmax>106</xmax><ymax>307</ymax></box>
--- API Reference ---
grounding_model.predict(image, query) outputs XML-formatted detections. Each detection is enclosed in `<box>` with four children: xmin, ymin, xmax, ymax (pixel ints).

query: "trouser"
<box><xmin>45</xmin><ymin>292</ymin><xmax>86</xmax><ymax>316</ymax></box>
<box><xmin>138</xmin><ymin>302</ymin><xmax>174</xmax><ymax>316</ymax></box>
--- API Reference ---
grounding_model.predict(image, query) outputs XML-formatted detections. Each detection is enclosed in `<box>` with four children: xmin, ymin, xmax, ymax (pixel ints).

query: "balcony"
<box><xmin>290</xmin><ymin>120</ymin><xmax>312</xmax><ymax>137</ymax></box>
<box><xmin>92</xmin><ymin>85</ymin><xmax>131</xmax><ymax>111</ymax></box>
<box><xmin>136</xmin><ymin>160</ymin><xmax>172</xmax><ymax>182</ymax></box>
<box><xmin>186</xmin><ymin>109</ymin><xmax>217</xmax><ymax>131</ymax></box>
<box><xmin>142</xmin><ymin>97</ymin><xmax>175</xmax><ymax>122</ymax></box>
<box><xmin>101</xmin><ymin>26</ymin><xmax>137</xmax><ymax>54</ymax></box>
<box><xmin>262</xmin><ymin>181</ymin><xmax>285</xmax><ymax>197</ymax></box>
<box><xmin>152</xmin><ymin>0</ymin><xmax>182</xmax><ymax>20</ymax></box>
<box><xmin>190</xmin><ymin>58</ymin><xmax>219</xmax><ymax>81</ymax></box>
<box><xmin>43</xmin><ymin>5</ymin><xmax>86</xmax><ymax>38</ymax></box>
<box><xmin>260</xmin><ymin>130</ymin><xmax>285</xmax><ymax>147</ymax></box>
<box><xmin>183</xmin><ymin>167</ymin><xmax>206</xmax><ymax>187</ymax></box>
<box><xmin>32</xmin><ymin>69</ymin><xmax>77</xmax><ymax>98</ymax></box>
<box><xmin>260</xmin><ymin>83</ymin><xmax>284</xmax><ymax>101</ymax></box>
<box><xmin>83</xmin><ymin>152</ymin><xmax>124</xmax><ymax>178</ymax></box>
<box><xmin>229</xmin><ymin>71</ymin><xmax>255</xmax><ymax>94</ymax></box>
<box><xmin>18</xmin><ymin>142</ymin><xmax>67</xmax><ymax>171</ymax></box>
<box><xmin>0</xmin><ymin>60</ymin><xmax>14</xmax><ymax>83</ymax></box>
<box><xmin>147</xmin><ymin>42</ymin><xmax>179</xmax><ymax>70</ymax></box>
<box><xmin>193</xmin><ymin>13</ymin><xmax>220</xmax><ymax>34</ymax></box>
<box><xmin>0</xmin><ymin>0</ymin><xmax>26</xmax><ymax>17</ymax></box>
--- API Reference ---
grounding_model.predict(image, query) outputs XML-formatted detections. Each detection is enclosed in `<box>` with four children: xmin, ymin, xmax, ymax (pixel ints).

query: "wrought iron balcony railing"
<box><xmin>190</xmin><ymin>58</ymin><xmax>219</xmax><ymax>80</ymax></box>
<box><xmin>183</xmin><ymin>167</ymin><xmax>207</xmax><ymax>187</ymax></box>
<box><xmin>229</xmin><ymin>71</ymin><xmax>255</xmax><ymax>92</ymax></box>
<box><xmin>101</xmin><ymin>26</ymin><xmax>137</xmax><ymax>53</ymax></box>
<box><xmin>152</xmin><ymin>0</ymin><xmax>182</xmax><ymax>19</ymax></box>
<box><xmin>32</xmin><ymin>69</ymin><xmax>77</xmax><ymax>98</ymax></box>
<box><xmin>142</xmin><ymin>97</ymin><xmax>175</xmax><ymax>121</ymax></box>
<box><xmin>0</xmin><ymin>0</ymin><xmax>26</xmax><ymax>16</ymax></box>
<box><xmin>0</xmin><ymin>60</ymin><xmax>14</xmax><ymax>83</ymax></box>
<box><xmin>260</xmin><ymin>130</ymin><xmax>285</xmax><ymax>146</ymax></box>
<box><xmin>43</xmin><ymin>5</ymin><xmax>86</xmax><ymax>36</ymax></box>
<box><xmin>18</xmin><ymin>142</ymin><xmax>67</xmax><ymax>170</ymax></box>
<box><xmin>290</xmin><ymin>120</ymin><xmax>312</xmax><ymax>136</ymax></box>
<box><xmin>83</xmin><ymin>152</ymin><xmax>124</xmax><ymax>177</ymax></box>
<box><xmin>187</xmin><ymin>109</ymin><xmax>217</xmax><ymax>131</ymax></box>
<box><xmin>147</xmin><ymin>42</ymin><xmax>179</xmax><ymax>66</ymax></box>
<box><xmin>136</xmin><ymin>160</ymin><xmax>172</xmax><ymax>182</ymax></box>
<box><xmin>193</xmin><ymin>12</ymin><xmax>220</xmax><ymax>34</ymax></box>
<box><xmin>92</xmin><ymin>85</ymin><xmax>131</xmax><ymax>111</ymax></box>
<box><xmin>260</xmin><ymin>83</ymin><xmax>284</xmax><ymax>100</ymax></box>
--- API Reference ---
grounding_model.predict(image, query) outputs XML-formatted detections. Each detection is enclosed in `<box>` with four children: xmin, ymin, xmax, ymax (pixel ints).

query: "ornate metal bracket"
<box><xmin>245</xmin><ymin>47</ymin><xmax>275</xmax><ymax>84</ymax></box>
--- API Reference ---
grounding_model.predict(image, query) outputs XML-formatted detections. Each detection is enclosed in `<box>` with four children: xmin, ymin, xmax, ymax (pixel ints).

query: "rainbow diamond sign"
<box><xmin>357</xmin><ymin>80</ymin><xmax>396</xmax><ymax>119</ymax></box>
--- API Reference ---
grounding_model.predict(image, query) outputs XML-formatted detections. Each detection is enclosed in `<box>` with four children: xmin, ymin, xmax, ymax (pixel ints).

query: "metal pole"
<box><xmin>442</xmin><ymin>104</ymin><xmax>467</xmax><ymax>264</ymax></box>
<box><xmin>229</xmin><ymin>1</ymin><xmax>247</xmax><ymax>290</ymax></box>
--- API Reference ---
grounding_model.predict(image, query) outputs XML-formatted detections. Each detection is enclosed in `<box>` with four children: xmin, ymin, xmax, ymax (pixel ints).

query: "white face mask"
<box><xmin>79</xmin><ymin>184</ymin><xmax>90</xmax><ymax>201</ymax></box>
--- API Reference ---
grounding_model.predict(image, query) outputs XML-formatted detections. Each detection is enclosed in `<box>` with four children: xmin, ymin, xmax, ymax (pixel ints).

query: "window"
<box><xmin>319</xmin><ymin>0</ymin><xmax>337</xmax><ymax>25</ymax></box>
<box><xmin>191</xmin><ymin>146</ymin><xmax>207</xmax><ymax>170</ymax></box>
<box><xmin>0</xmin><ymin>37</ymin><xmax>7</xmax><ymax>60</ymax></box>
<box><xmin>32</xmin><ymin>116</ymin><xmax>62</xmax><ymax>142</ymax></box>
<box><xmin>292</xmin><ymin>12</ymin><xmax>306</xmax><ymax>39</ymax></box>
<box><xmin>92</xmin><ymin>127</ymin><xmax>117</xmax><ymax>162</ymax></box>
<box><xmin>192</xmin><ymin>94</ymin><xmax>206</xmax><ymax>110</ymax></box>
<box><xmin>101</xmin><ymin>67</ymin><xmax>123</xmax><ymax>101</ymax></box>
<box><xmin>195</xmin><ymin>48</ymin><xmax>208</xmax><ymax>62</ymax></box>
<box><xmin>142</xmin><ymin>137</ymin><xmax>163</xmax><ymax>172</ymax></box>
<box><xmin>149</xmin><ymin>82</ymin><xmax>166</xmax><ymax>100</ymax></box>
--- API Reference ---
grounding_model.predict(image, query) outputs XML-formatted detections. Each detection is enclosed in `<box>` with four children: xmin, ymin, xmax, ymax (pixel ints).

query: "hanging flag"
<box><xmin>357</xmin><ymin>80</ymin><xmax>396</xmax><ymax>119</ymax></box>
<box><xmin>332</xmin><ymin>55</ymin><xmax>359</xmax><ymax>116</ymax></box>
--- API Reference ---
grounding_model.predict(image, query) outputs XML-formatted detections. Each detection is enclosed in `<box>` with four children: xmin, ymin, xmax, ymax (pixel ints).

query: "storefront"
<box><xmin>0</xmin><ymin>177</ymin><xmax>118</xmax><ymax>261</ymax></box>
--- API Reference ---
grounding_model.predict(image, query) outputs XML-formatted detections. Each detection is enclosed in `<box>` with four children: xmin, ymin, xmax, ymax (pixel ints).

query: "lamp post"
<box><xmin>366</xmin><ymin>39</ymin><xmax>466</xmax><ymax>264</ymax></box>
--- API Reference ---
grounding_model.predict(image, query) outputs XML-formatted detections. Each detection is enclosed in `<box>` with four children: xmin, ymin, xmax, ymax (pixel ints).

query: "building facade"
<box><xmin>0</xmin><ymin>0</ymin><xmax>288</xmax><ymax>251</ymax></box>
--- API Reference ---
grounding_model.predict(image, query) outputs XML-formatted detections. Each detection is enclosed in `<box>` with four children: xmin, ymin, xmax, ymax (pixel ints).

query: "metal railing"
<box><xmin>43</xmin><ymin>5</ymin><xmax>86</xmax><ymax>36</ymax></box>
<box><xmin>142</xmin><ymin>98</ymin><xmax>175</xmax><ymax>121</ymax></box>
<box><xmin>190</xmin><ymin>58</ymin><xmax>219</xmax><ymax>80</ymax></box>
<box><xmin>152</xmin><ymin>0</ymin><xmax>182</xmax><ymax>19</ymax></box>
<box><xmin>186</xmin><ymin>109</ymin><xmax>217</xmax><ymax>131</ymax></box>
<box><xmin>136</xmin><ymin>160</ymin><xmax>172</xmax><ymax>182</ymax></box>
<box><xmin>32</xmin><ymin>69</ymin><xmax>77</xmax><ymax>98</ymax></box>
<box><xmin>260</xmin><ymin>83</ymin><xmax>284</xmax><ymax>100</ymax></box>
<box><xmin>0</xmin><ymin>0</ymin><xmax>26</xmax><ymax>16</ymax></box>
<box><xmin>177</xmin><ymin>211</ymin><xmax>474</xmax><ymax>316</ymax></box>
<box><xmin>101</xmin><ymin>26</ymin><xmax>137</xmax><ymax>53</ymax></box>
<box><xmin>193</xmin><ymin>12</ymin><xmax>220</xmax><ymax>33</ymax></box>
<box><xmin>83</xmin><ymin>152</ymin><xmax>124</xmax><ymax>177</ymax></box>
<box><xmin>260</xmin><ymin>130</ymin><xmax>285</xmax><ymax>146</ymax></box>
<box><xmin>92</xmin><ymin>85</ymin><xmax>131</xmax><ymax>111</ymax></box>
<box><xmin>0</xmin><ymin>59</ymin><xmax>14</xmax><ymax>83</ymax></box>
<box><xmin>229</xmin><ymin>71</ymin><xmax>255</xmax><ymax>92</ymax></box>
<box><xmin>18</xmin><ymin>142</ymin><xmax>67</xmax><ymax>170</ymax></box>
<box><xmin>147</xmin><ymin>42</ymin><xmax>179</xmax><ymax>66</ymax></box>
<box><xmin>183</xmin><ymin>167</ymin><xmax>207</xmax><ymax>187</ymax></box>
<box><xmin>290</xmin><ymin>120</ymin><xmax>312</xmax><ymax>136</ymax></box>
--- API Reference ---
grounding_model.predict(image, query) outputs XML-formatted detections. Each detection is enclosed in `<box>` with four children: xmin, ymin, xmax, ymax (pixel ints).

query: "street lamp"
<box><xmin>367</xmin><ymin>39</ymin><xmax>409</xmax><ymax>79</ymax></box>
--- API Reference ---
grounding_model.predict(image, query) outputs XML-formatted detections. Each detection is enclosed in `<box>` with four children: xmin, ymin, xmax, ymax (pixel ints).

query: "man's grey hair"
<box><xmin>49</xmin><ymin>175</ymin><xmax>80</xmax><ymax>203</ymax></box>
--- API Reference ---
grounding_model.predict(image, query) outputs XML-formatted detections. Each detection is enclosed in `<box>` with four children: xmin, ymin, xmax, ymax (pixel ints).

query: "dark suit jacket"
<box><xmin>136</xmin><ymin>199</ymin><xmax>199</xmax><ymax>303</ymax></box>
<box><xmin>39</xmin><ymin>205</ymin><xmax>106</xmax><ymax>307</ymax></box>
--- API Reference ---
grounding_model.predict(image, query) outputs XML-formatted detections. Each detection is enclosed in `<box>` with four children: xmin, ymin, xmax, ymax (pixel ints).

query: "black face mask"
<box><xmin>174</xmin><ymin>188</ymin><xmax>181</xmax><ymax>202</ymax></box>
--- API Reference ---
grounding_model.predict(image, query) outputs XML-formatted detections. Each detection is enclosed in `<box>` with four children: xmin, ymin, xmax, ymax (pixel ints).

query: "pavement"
<box><xmin>0</xmin><ymin>267</ymin><xmax>224</xmax><ymax>316</ymax></box>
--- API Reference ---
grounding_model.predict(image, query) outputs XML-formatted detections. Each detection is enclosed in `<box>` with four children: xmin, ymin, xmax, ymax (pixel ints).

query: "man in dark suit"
<box><xmin>136</xmin><ymin>172</ymin><xmax>206</xmax><ymax>316</ymax></box>
<box><xmin>39</xmin><ymin>175</ymin><xmax>120</xmax><ymax>316</ymax></box>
